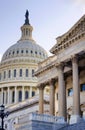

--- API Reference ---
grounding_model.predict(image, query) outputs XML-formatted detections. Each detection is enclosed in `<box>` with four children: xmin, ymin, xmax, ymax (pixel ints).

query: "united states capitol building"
<box><xmin>0</xmin><ymin>10</ymin><xmax>49</xmax><ymax>130</ymax></box>
<box><xmin>0</xmin><ymin>11</ymin><xmax>85</xmax><ymax>130</ymax></box>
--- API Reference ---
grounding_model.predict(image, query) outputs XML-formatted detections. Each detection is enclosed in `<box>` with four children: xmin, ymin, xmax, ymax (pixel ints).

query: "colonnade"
<box><xmin>38</xmin><ymin>55</ymin><xmax>80</xmax><ymax>121</ymax></box>
<box><xmin>0</xmin><ymin>86</ymin><xmax>36</xmax><ymax>105</ymax></box>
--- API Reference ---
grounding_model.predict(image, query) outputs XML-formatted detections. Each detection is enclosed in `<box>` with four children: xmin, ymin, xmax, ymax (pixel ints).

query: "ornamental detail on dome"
<box><xmin>20</xmin><ymin>10</ymin><xmax>33</xmax><ymax>41</ymax></box>
<box><xmin>24</xmin><ymin>10</ymin><xmax>30</xmax><ymax>25</ymax></box>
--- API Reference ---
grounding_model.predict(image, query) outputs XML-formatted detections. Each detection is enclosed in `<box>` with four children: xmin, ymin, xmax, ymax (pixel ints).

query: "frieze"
<box><xmin>50</xmin><ymin>15</ymin><xmax>85</xmax><ymax>54</ymax></box>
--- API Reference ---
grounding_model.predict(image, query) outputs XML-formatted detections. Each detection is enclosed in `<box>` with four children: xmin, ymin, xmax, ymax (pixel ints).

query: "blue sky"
<box><xmin>0</xmin><ymin>0</ymin><xmax>85</xmax><ymax>60</ymax></box>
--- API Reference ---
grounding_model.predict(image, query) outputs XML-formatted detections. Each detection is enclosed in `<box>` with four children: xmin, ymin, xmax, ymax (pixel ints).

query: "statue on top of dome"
<box><xmin>24</xmin><ymin>10</ymin><xmax>30</xmax><ymax>25</ymax></box>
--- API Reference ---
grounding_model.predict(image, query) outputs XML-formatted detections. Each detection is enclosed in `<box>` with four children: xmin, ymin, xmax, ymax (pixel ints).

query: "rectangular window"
<box><xmin>25</xmin><ymin>91</ymin><xmax>29</xmax><ymax>99</ymax></box>
<box><xmin>4</xmin><ymin>71</ymin><xmax>6</xmax><ymax>79</ymax></box>
<box><xmin>68</xmin><ymin>88</ymin><xmax>73</xmax><ymax>96</ymax></box>
<box><xmin>8</xmin><ymin>70</ymin><xmax>11</xmax><ymax>78</ymax></box>
<box><xmin>32</xmin><ymin>69</ymin><xmax>34</xmax><ymax>77</ymax></box>
<box><xmin>81</xmin><ymin>84</ymin><xmax>85</xmax><ymax>91</ymax></box>
<box><xmin>14</xmin><ymin>69</ymin><xmax>16</xmax><ymax>77</ymax></box>
<box><xmin>18</xmin><ymin>90</ymin><xmax>22</xmax><ymax>102</ymax></box>
<box><xmin>20</xmin><ymin>69</ymin><xmax>22</xmax><ymax>77</ymax></box>
<box><xmin>26</xmin><ymin>69</ymin><xmax>28</xmax><ymax>77</ymax></box>
<box><xmin>32</xmin><ymin>91</ymin><xmax>35</xmax><ymax>97</ymax></box>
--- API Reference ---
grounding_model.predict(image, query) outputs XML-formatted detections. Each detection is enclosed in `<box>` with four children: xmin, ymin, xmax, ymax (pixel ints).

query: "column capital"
<box><xmin>48</xmin><ymin>79</ymin><xmax>55</xmax><ymax>86</ymax></box>
<box><xmin>38</xmin><ymin>83</ymin><xmax>45</xmax><ymax>90</ymax></box>
<box><xmin>71</xmin><ymin>54</ymin><xmax>78</xmax><ymax>62</ymax></box>
<box><xmin>57</xmin><ymin>62</ymin><xmax>65</xmax><ymax>70</ymax></box>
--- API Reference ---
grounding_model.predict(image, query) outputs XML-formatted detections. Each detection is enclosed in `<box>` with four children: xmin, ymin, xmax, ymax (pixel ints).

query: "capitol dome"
<box><xmin>1</xmin><ymin>11</ymin><xmax>47</xmax><ymax>63</ymax></box>
<box><xmin>0</xmin><ymin>10</ymin><xmax>48</xmax><ymax>106</ymax></box>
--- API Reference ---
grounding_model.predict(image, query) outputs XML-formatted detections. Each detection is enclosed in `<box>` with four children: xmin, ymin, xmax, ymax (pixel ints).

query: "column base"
<box><xmin>70</xmin><ymin>115</ymin><xmax>81</xmax><ymax>124</ymax></box>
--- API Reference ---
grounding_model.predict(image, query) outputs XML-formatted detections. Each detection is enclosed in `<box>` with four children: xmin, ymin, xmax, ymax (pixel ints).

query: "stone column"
<box><xmin>58</xmin><ymin>64</ymin><xmax>67</xmax><ymax>121</ymax></box>
<box><xmin>22</xmin><ymin>86</ymin><xmax>25</xmax><ymax>101</ymax></box>
<box><xmin>70</xmin><ymin>55</ymin><xmax>80</xmax><ymax>124</ymax></box>
<box><xmin>39</xmin><ymin>84</ymin><xmax>44</xmax><ymax>114</ymax></box>
<box><xmin>15</xmin><ymin>86</ymin><xmax>17</xmax><ymax>103</ymax></box>
<box><xmin>8</xmin><ymin>87</ymin><xmax>10</xmax><ymax>104</ymax></box>
<box><xmin>4</xmin><ymin>90</ymin><xmax>6</xmax><ymax>104</ymax></box>
<box><xmin>49</xmin><ymin>79</ymin><xmax>55</xmax><ymax>115</ymax></box>
<box><xmin>1</xmin><ymin>88</ymin><xmax>4</xmax><ymax>104</ymax></box>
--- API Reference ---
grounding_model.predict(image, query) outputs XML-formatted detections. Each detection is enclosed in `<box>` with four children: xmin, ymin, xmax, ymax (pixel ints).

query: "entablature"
<box><xmin>50</xmin><ymin>15</ymin><xmax>85</xmax><ymax>54</ymax></box>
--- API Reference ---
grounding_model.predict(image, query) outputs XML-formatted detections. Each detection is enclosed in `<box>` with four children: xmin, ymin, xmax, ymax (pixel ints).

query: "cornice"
<box><xmin>50</xmin><ymin>15</ymin><xmax>85</xmax><ymax>54</ymax></box>
<box><xmin>0</xmin><ymin>59</ymin><xmax>38</xmax><ymax>69</ymax></box>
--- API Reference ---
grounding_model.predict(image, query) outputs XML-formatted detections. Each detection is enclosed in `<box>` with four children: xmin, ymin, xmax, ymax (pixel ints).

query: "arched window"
<box><xmin>18</xmin><ymin>90</ymin><xmax>22</xmax><ymax>102</ymax></box>
<box><xmin>25</xmin><ymin>91</ymin><xmax>29</xmax><ymax>99</ymax></box>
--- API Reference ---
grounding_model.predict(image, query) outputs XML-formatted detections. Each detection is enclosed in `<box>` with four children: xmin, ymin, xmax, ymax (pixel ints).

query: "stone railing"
<box><xmin>28</xmin><ymin>113</ymin><xmax>65</xmax><ymax>124</ymax></box>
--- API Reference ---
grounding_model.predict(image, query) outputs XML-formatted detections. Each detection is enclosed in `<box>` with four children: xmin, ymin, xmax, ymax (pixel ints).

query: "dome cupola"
<box><xmin>20</xmin><ymin>10</ymin><xmax>33</xmax><ymax>41</ymax></box>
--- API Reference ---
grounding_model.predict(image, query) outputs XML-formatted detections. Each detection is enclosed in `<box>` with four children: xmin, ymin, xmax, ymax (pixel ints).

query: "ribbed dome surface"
<box><xmin>1</xmin><ymin>10</ymin><xmax>48</xmax><ymax>63</ymax></box>
<box><xmin>1</xmin><ymin>39</ymin><xmax>48</xmax><ymax>63</ymax></box>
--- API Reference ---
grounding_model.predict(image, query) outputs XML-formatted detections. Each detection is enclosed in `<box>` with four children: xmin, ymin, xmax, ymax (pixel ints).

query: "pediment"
<box><xmin>50</xmin><ymin>15</ymin><xmax>85</xmax><ymax>54</ymax></box>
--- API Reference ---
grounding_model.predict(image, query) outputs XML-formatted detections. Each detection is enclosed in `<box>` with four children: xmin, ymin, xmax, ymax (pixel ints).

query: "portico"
<box><xmin>35</xmin><ymin>14</ymin><xmax>85</xmax><ymax>123</ymax></box>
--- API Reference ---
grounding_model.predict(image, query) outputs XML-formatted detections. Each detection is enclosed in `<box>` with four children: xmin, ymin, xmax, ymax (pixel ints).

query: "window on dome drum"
<box><xmin>26</xmin><ymin>50</ymin><xmax>28</xmax><ymax>53</ymax></box>
<box><xmin>18</xmin><ymin>90</ymin><xmax>22</xmax><ymax>102</ymax></box>
<box><xmin>20</xmin><ymin>69</ymin><xmax>22</xmax><ymax>77</ymax></box>
<box><xmin>81</xmin><ymin>84</ymin><xmax>85</xmax><ymax>91</ymax></box>
<box><xmin>32</xmin><ymin>91</ymin><xmax>35</xmax><ymax>97</ymax></box>
<box><xmin>21</xmin><ymin>50</ymin><xmax>24</xmax><ymax>53</ymax></box>
<box><xmin>17</xmin><ymin>50</ymin><xmax>19</xmax><ymax>54</ymax></box>
<box><xmin>14</xmin><ymin>69</ymin><xmax>16</xmax><ymax>77</ymax></box>
<box><xmin>12</xmin><ymin>91</ymin><xmax>15</xmax><ymax>103</ymax></box>
<box><xmin>13</xmin><ymin>51</ymin><xmax>15</xmax><ymax>55</ymax></box>
<box><xmin>0</xmin><ymin>73</ymin><xmax>1</xmax><ymax>80</ymax></box>
<box><xmin>68</xmin><ymin>88</ymin><xmax>73</xmax><ymax>96</ymax></box>
<box><xmin>26</xmin><ymin>69</ymin><xmax>28</xmax><ymax>77</ymax></box>
<box><xmin>31</xmin><ymin>50</ymin><xmax>33</xmax><ymax>54</ymax></box>
<box><xmin>32</xmin><ymin>69</ymin><xmax>34</xmax><ymax>77</ymax></box>
<box><xmin>4</xmin><ymin>71</ymin><xmax>6</xmax><ymax>79</ymax></box>
<box><xmin>8</xmin><ymin>70</ymin><xmax>11</xmax><ymax>78</ymax></box>
<box><xmin>35</xmin><ymin>51</ymin><xmax>37</xmax><ymax>54</ymax></box>
<box><xmin>25</xmin><ymin>91</ymin><xmax>29</xmax><ymax>99</ymax></box>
